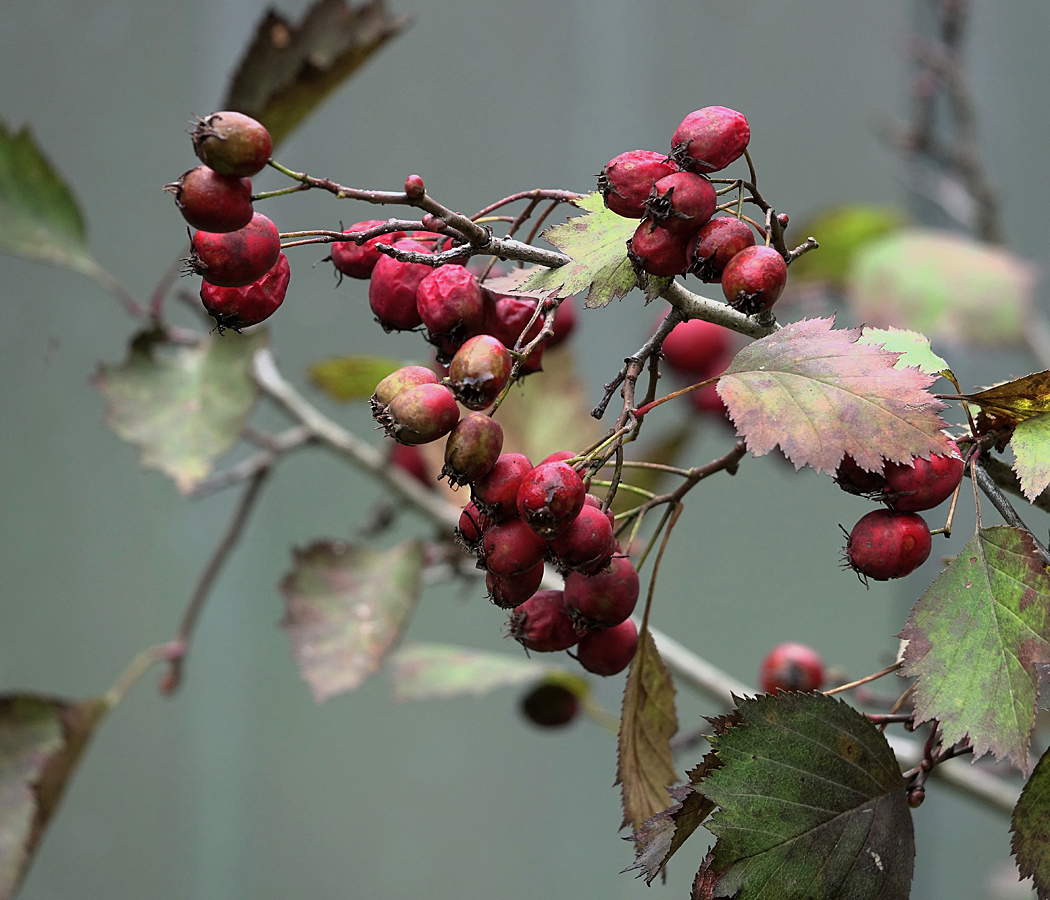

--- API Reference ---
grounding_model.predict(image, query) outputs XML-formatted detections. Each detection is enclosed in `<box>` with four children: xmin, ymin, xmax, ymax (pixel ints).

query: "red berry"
<box><xmin>576</xmin><ymin>619</ymin><xmax>638</xmax><ymax>676</ymax></box>
<box><xmin>516</xmin><ymin>461</ymin><xmax>586</xmax><ymax>539</ymax></box>
<box><xmin>846</xmin><ymin>510</ymin><xmax>932</xmax><ymax>581</ymax></box>
<box><xmin>473</xmin><ymin>453</ymin><xmax>534</xmax><ymax>521</ymax></box>
<box><xmin>481</xmin><ymin>518</ymin><xmax>548</xmax><ymax>578</ymax></box>
<box><xmin>520</xmin><ymin>682</ymin><xmax>579</xmax><ymax>727</ymax></box>
<box><xmin>447</xmin><ymin>335</ymin><xmax>513</xmax><ymax>411</ymax></box>
<box><xmin>758</xmin><ymin>642</ymin><xmax>825</xmax><ymax>694</ymax></box>
<box><xmin>389</xmin><ymin>442</ymin><xmax>431</xmax><ymax>488</ymax></box>
<box><xmin>688</xmin><ymin>216</ymin><xmax>756</xmax><ymax>282</ymax></box>
<box><xmin>660</xmin><ymin>317</ymin><xmax>732</xmax><ymax>377</ymax></box>
<box><xmin>671</xmin><ymin>107</ymin><xmax>750</xmax><ymax>174</ymax></box>
<box><xmin>487</xmin><ymin>561</ymin><xmax>545</xmax><ymax>609</ymax></box>
<box><xmin>548</xmin><ymin>504</ymin><xmax>616</xmax><ymax>574</ymax></box>
<box><xmin>508</xmin><ymin>590</ymin><xmax>579</xmax><ymax>652</ymax></box>
<box><xmin>563</xmin><ymin>556</ymin><xmax>640</xmax><ymax>628</ymax></box>
<box><xmin>188</xmin><ymin>211</ymin><xmax>281</xmax><ymax>287</ymax></box>
<box><xmin>628</xmin><ymin>220</ymin><xmax>692</xmax><ymax>277</ymax></box>
<box><xmin>368</xmin><ymin>239</ymin><xmax>432</xmax><ymax>331</ymax></box>
<box><xmin>370</xmin><ymin>365</ymin><xmax>440</xmax><ymax>415</ymax></box>
<box><xmin>416</xmin><ymin>265</ymin><xmax>486</xmax><ymax>341</ymax></box>
<box><xmin>835</xmin><ymin>454</ymin><xmax>886</xmax><ymax>497</ymax></box>
<box><xmin>455</xmin><ymin>500</ymin><xmax>489</xmax><ymax>554</ymax></box>
<box><xmin>598</xmin><ymin>150</ymin><xmax>678</xmax><ymax>219</ymax></box>
<box><xmin>540</xmin><ymin>450</ymin><xmax>577</xmax><ymax>466</ymax></box>
<box><xmin>883</xmin><ymin>440</ymin><xmax>965</xmax><ymax>512</ymax></box>
<box><xmin>721</xmin><ymin>245</ymin><xmax>788</xmax><ymax>315</ymax></box>
<box><xmin>644</xmin><ymin>171</ymin><xmax>717</xmax><ymax>235</ymax></box>
<box><xmin>199</xmin><ymin>251</ymin><xmax>290</xmax><ymax>331</ymax></box>
<box><xmin>165</xmin><ymin>166</ymin><xmax>253</xmax><ymax>233</ymax></box>
<box><xmin>191</xmin><ymin>111</ymin><xmax>272</xmax><ymax>178</ymax></box>
<box><xmin>331</xmin><ymin>221</ymin><xmax>407</xmax><ymax>279</ymax></box>
<box><xmin>483</xmin><ymin>293</ymin><xmax>545</xmax><ymax>373</ymax></box>
<box><xmin>583</xmin><ymin>493</ymin><xmax>617</xmax><ymax>531</ymax></box>
<box><xmin>377</xmin><ymin>382</ymin><xmax>460</xmax><ymax>446</ymax></box>
<box><xmin>442</xmin><ymin>413</ymin><xmax>504</xmax><ymax>486</ymax></box>
<box><xmin>404</xmin><ymin>174</ymin><xmax>425</xmax><ymax>198</ymax></box>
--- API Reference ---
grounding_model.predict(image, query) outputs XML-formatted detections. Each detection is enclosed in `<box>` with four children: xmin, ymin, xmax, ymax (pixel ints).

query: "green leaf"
<box><xmin>718</xmin><ymin>317</ymin><xmax>954</xmax><ymax>475</ymax></box>
<box><xmin>617</xmin><ymin>628</ymin><xmax>679</xmax><ymax>832</ymax></box>
<box><xmin>1011</xmin><ymin>743</ymin><xmax>1050</xmax><ymax>898</ymax></box>
<box><xmin>1013</xmin><ymin>414</ymin><xmax>1050</xmax><ymax>502</ymax></box>
<box><xmin>0</xmin><ymin>694</ymin><xmax>110</xmax><ymax>900</ymax></box>
<box><xmin>700</xmin><ymin>693</ymin><xmax>914</xmax><ymax>900</ymax></box>
<box><xmin>900</xmin><ymin>526</ymin><xmax>1050</xmax><ymax>771</ymax></box>
<box><xmin>0</xmin><ymin>120</ymin><xmax>98</xmax><ymax>275</ymax></box>
<box><xmin>93</xmin><ymin>329</ymin><xmax>267</xmax><ymax>494</ymax></box>
<box><xmin>521</xmin><ymin>192</ymin><xmax>639</xmax><ymax>309</ymax></box>
<box><xmin>848</xmin><ymin>228</ymin><xmax>1035</xmax><ymax>346</ymax></box>
<box><xmin>224</xmin><ymin>0</ymin><xmax>412</xmax><ymax>149</ymax></box>
<box><xmin>857</xmin><ymin>326</ymin><xmax>951</xmax><ymax>378</ymax></box>
<box><xmin>788</xmin><ymin>204</ymin><xmax>904</xmax><ymax>287</ymax></box>
<box><xmin>281</xmin><ymin>539</ymin><xmax>424</xmax><ymax>702</ymax></box>
<box><xmin>308</xmin><ymin>354</ymin><xmax>403</xmax><ymax>402</ymax></box>
<box><xmin>387</xmin><ymin>642</ymin><xmax>585</xmax><ymax>702</ymax></box>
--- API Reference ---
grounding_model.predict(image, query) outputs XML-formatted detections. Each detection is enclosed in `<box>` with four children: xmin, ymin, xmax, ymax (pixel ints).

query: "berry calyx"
<box><xmin>377</xmin><ymin>382</ymin><xmax>460</xmax><ymax>445</ymax></box>
<box><xmin>758</xmin><ymin>642</ymin><xmax>825</xmax><ymax>694</ymax></box>
<box><xmin>720</xmin><ymin>245</ymin><xmax>788</xmax><ymax>315</ymax></box>
<box><xmin>199</xmin><ymin>251</ymin><xmax>290</xmax><ymax>331</ymax></box>
<box><xmin>442</xmin><ymin>413</ymin><xmax>504</xmax><ymax>486</ymax></box>
<box><xmin>520</xmin><ymin>682</ymin><xmax>579</xmax><ymax>727</ymax></box>
<box><xmin>165</xmin><ymin>166</ymin><xmax>254</xmax><ymax>233</ymax></box>
<box><xmin>644</xmin><ymin>171</ymin><xmax>717</xmax><ymax>234</ymax></box>
<box><xmin>845</xmin><ymin>509</ymin><xmax>932</xmax><ymax>582</ymax></box>
<box><xmin>671</xmin><ymin>107</ymin><xmax>750</xmax><ymax>174</ymax></box>
<box><xmin>191</xmin><ymin>111</ymin><xmax>272</xmax><ymax>178</ymax></box>
<box><xmin>416</xmin><ymin>265</ymin><xmax>485</xmax><ymax>342</ymax></box>
<box><xmin>575</xmin><ymin>619</ymin><xmax>638</xmax><ymax>676</ymax></box>
<box><xmin>188</xmin><ymin>211</ymin><xmax>282</xmax><ymax>287</ymax></box>
<box><xmin>516</xmin><ymin>461</ymin><xmax>586</xmax><ymax>539</ymax></box>
<box><xmin>883</xmin><ymin>440</ymin><xmax>965</xmax><ymax>512</ymax></box>
<box><xmin>598</xmin><ymin>150</ymin><xmax>678</xmax><ymax>219</ymax></box>
<box><xmin>508</xmin><ymin>590</ymin><xmax>579</xmax><ymax>653</ymax></box>
<box><xmin>331</xmin><ymin>221</ymin><xmax>407</xmax><ymax>280</ymax></box>
<box><xmin>447</xmin><ymin>334</ymin><xmax>513</xmax><ymax>411</ymax></box>
<box><xmin>687</xmin><ymin>216</ymin><xmax>756</xmax><ymax>282</ymax></box>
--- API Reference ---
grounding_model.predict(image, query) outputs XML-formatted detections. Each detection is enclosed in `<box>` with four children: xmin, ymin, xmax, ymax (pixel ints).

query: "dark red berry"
<box><xmin>368</xmin><ymin>239</ymin><xmax>434</xmax><ymax>331</ymax></box>
<box><xmin>404</xmin><ymin>174</ymin><xmax>425</xmax><ymax>198</ymax></box>
<box><xmin>540</xmin><ymin>450</ymin><xmax>577</xmax><ymax>466</ymax></box>
<box><xmin>447</xmin><ymin>335</ymin><xmax>513</xmax><ymax>411</ymax></box>
<box><xmin>563</xmin><ymin>556</ymin><xmax>640</xmax><ymax>627</ymax></box>
<box><xmin>758</xmin><ymin>642</ymin><xmax>825</xmax><ymax>694</ymax></box>
<box><xmin>721</xmin><ymin>245</ymin><xmax>788</xmax><ymax>315</ymax></box>
<box><xmin>165</xmin><ymin>166</ymin><xmax>253</xmax><ymax>233</ymax></box>
<box><xmin>671</xmin><ymin>107</ymin><xmax>750</xmax><ymax>174</ymax></box>
<box><xmin>371</xmin><ymin>365</ymin><xmax>440</xmax><ymax>415</ymax></box>
<box><xmin>191</xmin><ymin>111</ymin><xmax>272</xmax><ymax>178</ymax></box>
<box><xmin>583</xmin><ymin>494</ymin><xmax>617</xmax><ymax>531</ymax></box>
<box><xmin>515</xmin><ymin>461</ymin><xmax>586</xmax><ymax>540</ymax></box>
<box><xmin>200</xmin><ymin>251</ymin><xmax>289</xmax><ymax>331</ymax></box>
<box><xmin>576</xmin><ymin>619</ymin><xmax>638</xmax><ymax>676</ymax></box>
<box><xmin>455</xmin><ymin>500</ymin><xmax>489</xmax><ymax>554</ymax></box>
<box><xmin>883</xmin><ymin>440</ymin><xmax>965</xmax><ymax>512</ymax></box>
<box><xmin>520</xmin><ymin>682</ymin><xmax>579</xmax><ymax>727</ymax></box>
<box><xmin>442</xmin><ymin>413</ymin><xmax>504</xmax><ymax>486</ymax></box>
<box><xmin>378</xmin><ymin>382</ymin><xmax>460</xmax><ymax>445</ymax></box>
<box><xmin>548</xmin><ymin>504</ymin><xmax>616</xmax><ymax>574</ymax></box>
<box><xmin>389</xmin><ymin>442</ymin><xmax>431</xmax><ymax>488</ymax></box>
<box><xmin>846</xmin><ymin>510</ymin><xmax>932</xmax><ymax>582</ymax></box>
<box><xmin>628</xmin><ymin>220</ymin><xmax>692</xmax><ymax>277</ymax></box>
<box><xmin>416</xmin><ymin>266</ymin><xmax>485</xmax><ymax>341</ymax></box>
<box><xmin>484</xmin><ymin>293</ymin><xmax>545</xmax><ymax>373</ymax></box>
<box><xmin>598</xmin><ymin>150</ymin><xmax>678</xmax><ymax>219</ymax></box>
<box><xmin>473</xmin><ymin>452</ymin><xmax>534</xmax><ymax>521</ymax></box>
<box><xmin>508</xmin><ymin>590</ymin><xmax>579</xmax><ymax>652</ymax></box>
<box><xmin>482</xmin><ymin>518</ymin><xmax>548</xmax><ymax>577</ymax></box>
<box><xmin>331</xmin><ymin>220</ymin><xmax>407</xmax><ymax>279</ymax></box>
<box><xmin>644</xmin><ymin>171</ymin><xmax>717</xmax><ymax>235</ymax></box>
<box><xmin>688</xmin><ymin>217</ymin><xmax>756</xmax><ymax>282</ymax></box>
<box><xmin>188</xmin><ymin>212</ymin><xmax>281</xmax><ymax>287</ymax></box>
<box><xmin>660</xmin><ymin>317</ymin><xmax>732</xmax><ymax>377</ymax></box>
<box><xmin>487</xmin><ymin>561</ymin><xmax>545</xmax><ymax>609</ymax></box>
<box><xmin>835</xmin><ymin>454</ymin><xmax>886</xmax><ymax>497</ymax></box>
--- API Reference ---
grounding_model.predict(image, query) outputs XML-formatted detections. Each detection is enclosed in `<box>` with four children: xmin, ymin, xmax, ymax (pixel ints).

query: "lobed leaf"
<box><xmin>718</xmin><ymin>317</ymin><xmax>953</xmax><ymax>475</ymax></box>
<box><xmin>900</xmin><ymin>526</ymin><xmax>1050</xmax><ymax>771</ymax></box>
<box><xmin>307</xmin><ymin>354</ymin><xmax>403</xmax><ymax>402</ymax></box>
<box><xmin>93</xmin><ymin>329</ymin><xmax>266</xmax><ymax>494</ymax></box>
<box><xmin>857</xmin><ymin>326</ymin><xmax>951</xmax><ymax>379</ymax></box>
<box><xmin>0</xmin><ymin>694</ymin><xmax>109</xmax><ymax>900</ymax></box>
<box><xmin>281</xmin><ymin>539</ymin><xmax>424</xmax><ymax>702</ymax></box>
<box><xmin>699</xmin><ymin>692</ymin><xmax>914</xmax><ymax>900</ymax></box>
<box><xmin>1012</xmin><ymin>413</ymin><xmax>1050</xmax><ymax>502</ymax></box>
<box><xmin>224</xmin><ymin>0</ymin><xmax>411</xmax><ymax>149</ymax></box>
<box><xmin>617</xmin><ymin>629</ymin><xmax>679</xmax><ymax>832</ymax></box>
<box><xmin>521</xmin><ymin>192</ymin><xmax>639</xmax><ymax>308</ymax></box>
<box><xmin>1011</xmin><ymin>743</ymin><xmax>1050</xmax><ymax>898</ymax></box>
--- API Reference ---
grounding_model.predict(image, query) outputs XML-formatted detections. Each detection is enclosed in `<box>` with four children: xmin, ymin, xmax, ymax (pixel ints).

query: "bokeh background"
<box><xmin>1</xmin><ymin>1</ymin><xmax>1048</xmax><ymax>898</ymax></box>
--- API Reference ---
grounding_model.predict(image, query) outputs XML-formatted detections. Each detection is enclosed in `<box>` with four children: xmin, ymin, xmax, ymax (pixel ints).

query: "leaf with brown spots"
<box><xmin>957</xmin><ymin>371</ymin><xmax>1050</xmax><ymax>426</ymax></box>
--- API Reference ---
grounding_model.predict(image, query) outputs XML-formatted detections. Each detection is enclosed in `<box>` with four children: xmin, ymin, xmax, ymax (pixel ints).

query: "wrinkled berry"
<box><xmin>671</xmin><ymin>107</ymin><xmax>750</xmax><ymax>174</ymax></box>
<box><xmin>368</xmin><ymin>239</ymin><xmax>432</xmax><ymax>331</ymax></box>
<box><xmin>599</xmin><ymin>150</ymin><xmax>678</xmax><ymax>219</ymax></box>
<box><xmin>688</xmin><ymin>217</ymin><xmax>756</xmax><ymax>282</ymax></box>
<box><xmin>331</xmin><ymin>220</ymin><xmax>407</xmax><ymax>279</ymax></box>
<box><xmin>628</xmin><ymin>220</ymin><xmax>692</xmax><ymax>277</ymax></box>
<box><xmin>188</xmin><ymin>211</ymin><xmax>281</xmax><ymax>287</ymax></box>
<box><xmin>487</xmin><ymin>561</ymin><xmax>545</xmax><ymax>610</ymax></box>
<box><xmin>644</xmin><ymin>171</ymin><xmax>717</xmax><ymax>235</ymax></box>
<box><xmin>200</xmin><ymin>251</ymin><xmax>289</xmax><ymax>330</ymax></box>
<box><xmin>508</xmin><ymin>590</ymin><xmax>579</xmax><ymax>652</ymax></box>
<box><xmin>416</xmin><ymin>265</ymin><xmax>486</xmax><ymax>341</ymax></box>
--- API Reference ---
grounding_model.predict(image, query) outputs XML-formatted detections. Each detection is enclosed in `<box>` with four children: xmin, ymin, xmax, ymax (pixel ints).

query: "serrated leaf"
<box><xmin>0</xmin><ymin>694</ymin><xmax>110</xmax><ymax>900</ymax></box>
<box><xmin>1011</xmin><ymin>743</ymin><xmax>1050</xmax><ymax>898</ymax></box>
<box><xmin>93</xmin><ymin>329</ymin><xmax>266</xmax><ymax>494</ymax></box>
<box><xmin>0</xmin><ymin>120</ymin><xmax>98</xmax><ymax>275</ymax></box>
<box><xmin>717</xmin><ymin>317</ymin><xmax>953</xmax><ymax>475</ymax></box>
<box><xmin>617</xmin><ymin>629</ymin><xmax>678</xmax><ymax>832</ymax></box>
<box><xmin>281</xmin><ymin>539</ymin><xmax>424</xmax><ymax>702</ymax></box>
<box><xmin>521</xmin><ymin>192</ymin><xmax>639</xmax><ymax>308</ymax></box>
<box><xmin>900</xmin><ymin>526</ymin><xmax>1050</xmax><ymax>771</ymax></box>
<box><xmin>1013</xmin><ymin>414</ymin><xmax>1050</xmax><ymax>502</ymax></box>
<box><xmin>308</xmin><ymin>354</ymin><xmax>403</xmax><ymax>402</ymax></box>
<box><xmin>857</xmin><ymin>326</ymin><xmax>951</xmax><ymax>378</ymax></box>
<box><xmin>224</xmin><ymin>0</ymin><xmax>411</xmax><ymax>149</ymax></box>
<box><xmin>387</xmin><ymin>642</ymin><xmax>584</xmax><ymax>702</ymax></box>
<box><xmin>959</xmin><ymin>371</ymin><xmax>1050</xmax><ymax>428</ymax></box>
<box><xmin>788</xmin><ymin>205</ymin><xmax>904</xmax><ymax>287</ymax></box>
<box><xmin>848</xmin><ymin>228</ymin><xmax>1035</xmax><ymax>345</ymax></box>
<box><xmin>700</xmin><ymin>693</ymin><xmax>913</xmax><ymax>900</ymax></box>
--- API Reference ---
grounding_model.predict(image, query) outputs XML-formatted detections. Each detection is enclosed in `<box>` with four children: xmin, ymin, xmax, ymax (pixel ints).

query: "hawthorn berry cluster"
<box><xmin>600</xmin><ymin>106</ymin><xmax>788</xmax><ymax>316</ymax></box>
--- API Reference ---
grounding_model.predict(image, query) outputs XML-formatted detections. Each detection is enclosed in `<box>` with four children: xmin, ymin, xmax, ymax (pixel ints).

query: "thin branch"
<box><xmin>186</xmin><ymin>426</ymin><xmax>313</xmax><ymax>500</ymax></box>
<box><xmin>974</xmin><ymin>460</ymin><xmax>1050</xmax><ymax>566</ymax></box>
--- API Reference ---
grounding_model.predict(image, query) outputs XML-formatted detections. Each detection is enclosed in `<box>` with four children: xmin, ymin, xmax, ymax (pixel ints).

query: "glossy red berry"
<box><xmin>759</xmin><ymin>642</ymin><xmax>825</xmax><ymax>694</ymax></box>
<box><xmin>628</xmin><ymin>220</ymin><xmax>692</xmax><ymax>277</ymax></box>
<box><xmin>378</xmin><ymin>382</ymin><xmax>460</xmax><ymax>446</ymax></box>
<box><xmin>576</xmin><ymin>619</ymin><xmax>638</xmax><ymax>676</ymax></box>
<box><xmin>883</xmin><ymin>440</ymin><xmax>965</xmax><ymax>512</ymax></box>
<box><xmin>671</xmin><ymin>107</ymin><xmax>750</xmax><ymax>174</ymax></box>
<box><xmin>331</xmin><ymin>220</ymin><xmax>407</xmax><ymax>279</ymax></box>
<box><xmin>835</xmin><ymin>454</ymin><xmax>886</xmax><ymax>496</ymax></box>
<box><xmin>404</xmin><ymin>174</ymin><xmax>425</xmax><ymax>198</ymax></box>
<box><xmin>447</xmin><ymin>335</ymin><xmax>513</xmax><ymax>411</ymax></box>
<box><xmin>520</xmin><ymin>682</ymin><xmax>579</xmax><ymax>727</ymax></box>
<box><xmin>370</xmin><ymin>365</ymin><xmax>440</xmax><ymax>415</ymax></box>
<box><xmin>516</xmin><ymin>461</ymin><xmax>586</xmax><ymax>539</ymax></box>
<box><xmin>508</xmin><ymin>590</ymin><xmax>579</xmax><ymax>652</ymax></box>
<box><xmin>481</xmin><ymin>517</ymin><xmax>548</xmax><ymax>578</ymax></box>
<box><xmin>188</xmin><ymin>211</ymin><xmax>281</xmax><ymax>287</ymax></box>
<box><xmin>846</xmin><ymin>510</ymin><xmax>932</xmax><ymax>581</ymax></box>
<box><xmin>442</xmin><ymin>413</ymin><xmax>504</xmax><ymax>486</ymax></box>
<box><xmin>191</xmin><ymin>111</ymin><xmax>272</xmax><ymax>178</ymax></box>
<box><xmin>563</xmin><ymin>556</ymin><xmax>640</xmax><ymax>628</ymax></box>
<box><xmin>368</xmin><ymin>239</ymin><xmax>432</xmax><ymax>331</ymax></box>
<box><xmin>660</xmin><ymin>317</ymin><xmax>732</xmax><ymax>377</ymax></box>
<box><xmin>599</xmin><ymin>150</ymin><xmax>678</xmax><ymax>219</ymax></box>
<box><xmin>644</xmin><ymin>171</ymin><xmax>717</xmax><ymax>235</ymax></box>
<box><xmin>416</xmin><ymin>265</ymin><xmax>485</xmax><ymax>341</ymax></box>
<box><xmin>165</xmin><ymin>166</ymin><xmax>253</xmax><ymax>233</ymax></box>
<box><xmin>688</xmin><ymin>217</ymin><xmax>756</xmax><ymax>282</ymax></box>
<box><xmin>721</xmin><ymin>245</ymin><xmax>788</xmax><ymax>315</ymax></box>
<box><xmin>548</xmin><ymin>504</ymin><xmax>616</xmax><ymax>573</ymax></box>
<box><xmin>487</xmin><ymin>561</ymin><xmax>545</xmax><ymax>610</ymax></box>
<box><xmin>473</xmin><ymin>453</ymin><xmax>533</xmax><ymax>521</ymax></box>
<box><xmin>199</xmin><ymin>251</ymin><xmax>289</xmax><ymax>331</ymax></box>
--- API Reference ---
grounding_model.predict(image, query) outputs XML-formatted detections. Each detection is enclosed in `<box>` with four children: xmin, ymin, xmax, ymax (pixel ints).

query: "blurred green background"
<box><xmin>1</xmin><ymin>1</ymin><xmax>1048</xmax><ymax>898</ymax></box>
